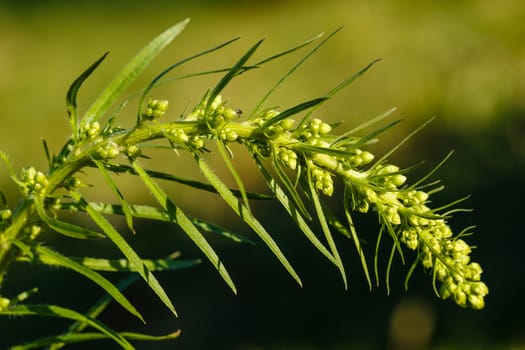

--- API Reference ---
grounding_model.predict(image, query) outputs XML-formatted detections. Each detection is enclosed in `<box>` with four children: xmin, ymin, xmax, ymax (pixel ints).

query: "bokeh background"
<box><xmin>1</xmin><ymin>0</ymin><xmax>524</xmax><ymax>349</ymax></box>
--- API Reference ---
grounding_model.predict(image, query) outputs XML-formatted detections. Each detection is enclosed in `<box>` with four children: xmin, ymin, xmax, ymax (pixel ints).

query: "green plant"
<box><xmin>0</xmin><ymin>19</ymin><xmax>488</xmax><ymax>349</ymax></box>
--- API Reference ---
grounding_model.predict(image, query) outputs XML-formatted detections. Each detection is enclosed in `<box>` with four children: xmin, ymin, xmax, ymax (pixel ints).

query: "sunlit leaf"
<box><xmin>81</xmin><ymin>19</ymin><xmax>190</xmax><ymax>127</ymax></box>
<box><xmin>66</xmin><ymin>52</ymin><xmax>108</xmax><ymax>139</ymax></box>
<box><xmin>73</xmin><ymin>256</ymin><xmax>200</xmax><ymax>272</ymax></box>
<box><xmin>305</xmin><ymin>162</ymin><xmax>347</xmax><ymax>289</ymax></box>
<box><xmin>16</xmin><ymin>242</ymin><xmax>143</xmax><ymax>323</ymax></box>
<box><xmin>93</xmin><ymin>158</ymin><xmax>135</xmax><ymax>233</ymax></box>
<box><xmin>0</xmin><ymin>304</ymin><xmax>133</xmax><ymax>350</ymax></box>
<box><xmin>197</xmin><ymin>156</ymin><xmax>303</xmax><ymax>287</ymax></box>
<box><xmin>131</xmin><ymin>160</ymin><xmax>238</xmax><ymax>294</ymax></box>
<box><xmin>34</xmin><ymin>199</ymin><xmax>104</xmax><ymax>239</ymax></box>
<box><xmin>71</xmin><ymin>192</ymin><xmax>178</xmax><ymax>317</ymax></box>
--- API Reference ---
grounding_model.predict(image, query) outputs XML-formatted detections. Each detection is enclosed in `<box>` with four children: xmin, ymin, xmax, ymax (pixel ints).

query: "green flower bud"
<box><xmin>391</xmin><ymin>174</ymin><xmax>407</xmax><ymax>187</ymax></box>
<box><xmin>359</xmin><ymin>151</ymin><xmax>375</xmax><ymax>165</ymax></box>
<box><xmin>401</xmin><ymin>228</ymin><xmax>419</xmax><ymax>250</ymax></box>
<box><xmin>96</xmin><ymin>141</ymin><xmax>120</xmax><ymax>159</ymax></box>
<box><xmin>143</xmin><ymin>98</ymin><xmax>169</xmax><ymax>120</ymax></box>
<box><xmin>220</xmin><ymin>129</ymin><xmax>238</xmax><ymax>142</ymax></box>
<box><xmin>189</xmin><ymin>135</ymin><xmax>205</xmax><ymax>150</ymax></box>
<box><xmin>467</xmin><ymin>294</ymin><xmax>485</xmax><ymax>310</ymax></box>
<box><xmin>0</xmin><ymin>209</ymin><xmax>12</xmax><ymax>221</ymax></box>
<box><xmin>454</xmin><ymin>288</ymin><xmax>468</xmax><ymax>307</ymax></box>
<box><xmin>0</xmin><ymin>297</ymin><xmax>9</xmax><ymax>310</ymax></box>
<box><xmin>280</xmin><ymin>118</ymin><xmax>295</xmax><ymax>131</ymax></box>
<box><xmin>125</xmin><ymin>144</ymin><xmax>141</xmax><ymax>158</ymax></box>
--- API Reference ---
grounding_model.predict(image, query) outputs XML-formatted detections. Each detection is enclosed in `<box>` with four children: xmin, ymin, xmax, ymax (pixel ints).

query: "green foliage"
<box><xmin>0</xmin><ymin>19</ymin><xmax>488</xmax><ymax>349</ymax></box>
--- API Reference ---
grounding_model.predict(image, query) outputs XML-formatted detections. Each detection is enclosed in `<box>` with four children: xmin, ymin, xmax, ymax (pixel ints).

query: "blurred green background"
<box><xmin>1</xmin><ymin>0</ymin><xmax>524</xmax><ymax>349</ymax></box>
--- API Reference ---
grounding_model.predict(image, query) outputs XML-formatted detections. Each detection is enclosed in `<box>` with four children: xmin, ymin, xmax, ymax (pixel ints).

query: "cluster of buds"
<box><xmin>346</xmin><ymin>149</ymin><xmax>375</xmax><ymax>169</ymax></box>
<box><xmin>310</xmin><ymin>165</ymin><xmax>334</xmax><ymax>196</ymax></box>
<box><xmin>275</xmin><ymin>147</ymin><xmax>298</xmax><ymax>170</ymax></box>
<box><xmin>142</xmin><ymin>98</ymin><xmax>169</xmax><ymax>120</ymax></box>
<box><xmin>165</xmin><ymin>127</ymin><xmax>206</xmax><ymax>151</ymax></box>
<box><xmin>313</xmin><ymin>140</ymin><xmax>488</xmax><ymax>309</ymax></box>
<box><xmin>95</xmin><ymin>141</ymin><xmax>120</xmax><ymax>160</ymax></box>
<box><xmin>0</xmin><ymin>208</ymin><xmax>12</xmax><ymax>230</ymax></box>
<box><xmin>297</xmin><ymin>118</ymin><xmax>332</xmax><ymax>144</ymax></box>
<box><xmin>396</xmin><ymin>186</ymin><xmax>488</xmax><ymax>308</ymax></box>
<box><xmin>188</xmin><ymin>95</ymin><xmax>241</xmax><ymax>129</ymax></box>
<box><xmin>80</xmin><ymin>121</ymin><xmax>100</xmax><ymax>140</ymax></box>
<box><xmin>19</xmin><ymin>166</ymin><xmax>48</xmax><ymax>196</ymax></box>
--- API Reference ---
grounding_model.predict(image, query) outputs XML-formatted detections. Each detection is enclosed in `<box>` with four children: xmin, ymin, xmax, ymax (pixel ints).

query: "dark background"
<box><xmin>0</xmin><ymin>1</ymin><xmax>523</xmax><ymax>349</ymax></box>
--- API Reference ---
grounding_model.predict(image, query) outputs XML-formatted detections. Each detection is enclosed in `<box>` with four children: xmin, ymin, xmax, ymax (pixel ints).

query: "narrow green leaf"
<box><xmin>206</xmin><ymin>38</ymin><xmax>264</xmax><ymax>112</ymax></box>
<box><xmin>331</xmin><ymin>106</ymin><xmax>397</xmax><ymax>147</ymax></box>
<box><xmin>72</xmin><ymin>256</ymin><xmax>200</xmax><ymax>272</ymax></box>
<box><xmin>137</xmin><ymin>37</ymin><xmax>240</xmax><ymax>123</ymax></box>
<box><xmin>93</xmin><ymin>158</ymin><xmax>135</xmax><ymax>233</ymax></box>
<box><xmin>42</xmin><ymin>139</ymin><xmax>52</xmax><ymax>168</ymax></box>
<box><xmin>216</xmin><ymin>140</ymin><xmax>251</xmax><ymax>213</ymax></box>
<box><xmin>299</xmin><ymin>59</ymin><xmax>383</xmax><ymax>127</ymax></box>
<box><xmin>350</xmin><ymin>119</ymin><xmax>402</xmax><ymax>150</ymax></box>
<box><xmin>67</xmin><ymin>52</ymin><xmax>109</xmax><ymax>139</ymax></box>
<box><xmin>254</xmin><ymin>156</ymin><xmax>337</xmax><ymax>266</ymax></box>
<box><xmin>409</xmin><ymin>150</ymin><xmax>454</xmax><ymax>190</ymax></box>
<box><xmin>0</xmin><ymin>304</ymin><xmax>133</xmax><ymax>350</ymax></box>
<box><xmin>14</xmin><ymin>330</ymin><xmax>180</xmax><ymax>350</ymax></box>
<box><xmin>92</xmin><ymin>162</ymin><xmax>274</xmax><ymax>200</ymax></box>
<box><xmin>254</xmin><ymin>32</ymin><xmax>324</xmax><ymax>66</ymax></box>
<box><xmin>81</xmin><ymin>19</ymin><xmax>190</xmax><ymax>127</ymax></box>
<box><xmin>251</xmin><ymin>27</ymin><xmax>341</xmax><ymax>118</ymax></box>
<box><xmin>48</xmin><ymin>274</ymin><xmax>141</xmax><ymax>350</ymax></box>
<box><xmin>293</xmin><ymin>143</ymin><xmax>358</xmax><ymax>159</ymax></box>
<box><xmin>71</xmin><ymin>191</ymin><xmax>178</xmax><ymax>317</ymax></box>
<box><xmin>0</xmin><ymin>149</ymin><xmax>17</xmax><ymax>179</ymax></box>
<box><xmin>131</xmin><ymin>161</ymin><xmax>237</xmax><ymax>294</ymax></box>
<box><xmin>385</xmin><ymin>243</ymin><xmax>397</xmax><ymax>295</ymax></box>
<box><xmin>18</xmin><ymin>242</ymin><xmax>144</xmax><ymax>323</ymax></box>
<box><xmin>372</xmin><ymin>117</ymin><xmax>435</xmax><ymax>168</ymax></box>
<box><xmin>261</xmin><ymin>97</ymin><xmax>328</xmax><ymax>129</ymax></box>
<box><xmin>53</xmin><ymin>201</ymin><xmax>256</xmax><ymax>245</ymax></box>
<box><xmin>34</xmin><ymin>199</ymin><xmax>105</xmax><ymax>239</ymax></box>
<box><xmin>343</xmin><ymin>185</ymin><xmax>372</xmax><ymax>289</ymax></box>
<box><xmin>306</xmin><ymin>162</ymin><xmax>347</xmax><ymax>289</ymax></box>
<box><xmin>197</xmin><ymin>156</ymin><xmax>303</xmax><ymax>287</ymax></box>
<box><xmin>271</xmin><ymin>150</ymin><xmax>312</xmax><ymax>220</ymax></box>
<box><xmin>374</xmin><ymin>225</ymin><xmax>385</xmax><ymax>287</ymax></box>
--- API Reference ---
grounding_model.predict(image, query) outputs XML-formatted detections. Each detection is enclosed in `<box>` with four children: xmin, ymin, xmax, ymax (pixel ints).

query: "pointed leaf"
<box><xmin>73</xmin><ymin>256</ymin><xmax>200</xmax><ymax>272</ymax></box>
<box><xmin>197</xmin><ymin>156</ymin><xmax>303</xmax><ymax>287</ymax></box>
<box><xmin>18</xmin><ymin>242</ymin><xmax>144</xmax><ymax>323</ymax></box>
<box><xmin>137</xmin><ymin>37</ymin><xmax>240</xmax><ymax>122</ymax></box>
<box><xmin>271</xmin><ymin>150</ymin><xmax>312</xmax><ymax>220</ymax></box>
<box><xmin>131</xmin><ymin>160</ymin><xmax>237</xmax><ymax>294</ymax></box>
<box><xmin>34</xmin><ymin>199</ymin><xmax>105</xmax><ymax>239</ymax></box>
<box><xmin>254</xmin><ymin>156</ymin><xmax>337</xmax><ymax>266</ymax></box>
<box><xmin>0</xmin><ymin>304</ymin><xmax>133</xmax><ymax>350</ymax></box>
<box><xmin>206</xmin><ymin>38</ymin><xmax>264</xmax><ymax>112</ymax></box>
<box><xmin>14</xmin><ymin>330</ymin><xmax>181</xmax><ymax>350</ymax></box>
<box><xmin>93</xmin><ymin>158</ymin><xmax>135</xmax><ymax>233</ymax></box>
<box><xmin>81</xmin><ymin>19</ymin><xmax>190</xmax><ymax>127</ymax></box>
<box><xmin>331</xmin><ymin>106</ymin><xmax>397</xmax><ymax>147</ymax></box>
<box><xmin>306</xmin><ymin>162</ymin><xmax>348</xmax><ymax>289</ymax></box>
<box><xmin>252</xmin><ymin>27</ymin><xmax>341</xmax><ymax>118</ymax></box>
<box><xmin>67</xmin><ymin>52</ymin><xmax>109</xmax><ymax>139</ymax></box>
<box><xmin>216</xmin><ymin>140</ymin><xmax>251</xmax><ymax>212</ymax></box>
<box><xmin>71</xmin><ymin>192</ymin><xmax>178</xmax><ymax>317</ymax></box>
<box><xmin>92</xmin><ymin>162</ymin><xmax>274</xmax><ymax>200</ymax></box>
<box><xmin>261</xmin><ymin>97</ymin><xmax>328</xmax><ymax>129</ymax></box>
<box><xmin>48</xmin><ymin>274</ymin><xmax>141</xmax><ymax>350</ymax></box>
